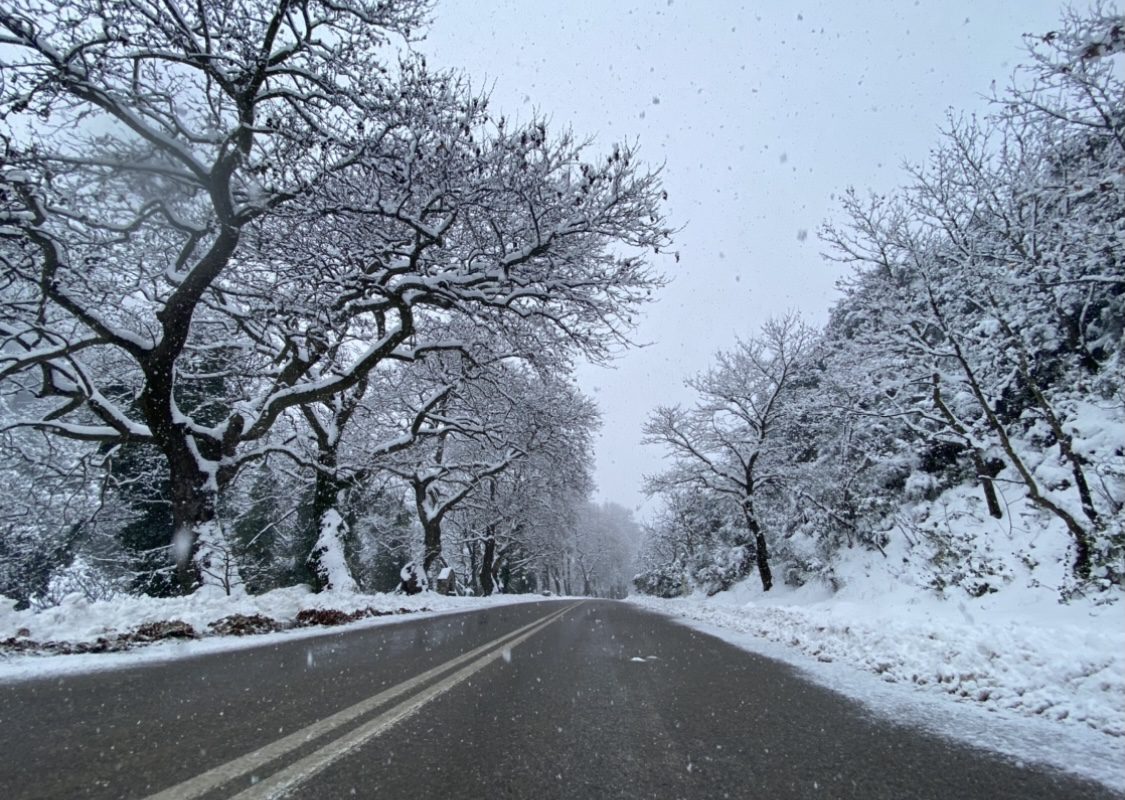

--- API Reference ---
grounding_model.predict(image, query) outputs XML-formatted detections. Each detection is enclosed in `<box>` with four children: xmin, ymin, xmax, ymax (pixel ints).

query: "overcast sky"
<box><xmin>419</xmin><ymin>0</ymin><xmax>1067</xmax><ymax>516</ymax></box>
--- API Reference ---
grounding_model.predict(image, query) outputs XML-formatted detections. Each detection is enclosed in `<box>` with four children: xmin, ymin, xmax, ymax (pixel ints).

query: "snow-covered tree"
<box><xmin>450</xmin><ymin>375</ymin><xmax>598</xmax><ymax>595</ymax></box>
<box><xmin>568</xmin><ymin>502</ymin><xmax>643</xmax><ymax>598</ymax></box>
<box><xmin>634</xmin><ymin>6</ymin><xmax>1123</xmax><ymax>603</ymax></box>
<box><xmin>633</xmin><ymin>489</ymin><xmax>745</xmax><ymax>598</ymax></box>
<box><xmin>820</xmin><ymin>7</ymin><xmax>1124</xmax><ymax>582</ymax></box>
<box><xmin>385</xmin><ymin>358</ymin><xmax>598</xmax><ymax>587</ymax></box>
<box><xmin>0</xmin><ymin>0</ymin><xmax>670</xmax><ymax>594</ymax></box>
<box><xmin>643</xmin><ymin>314</ymin><xmax>817</xmax><ymax>591</ymax></box>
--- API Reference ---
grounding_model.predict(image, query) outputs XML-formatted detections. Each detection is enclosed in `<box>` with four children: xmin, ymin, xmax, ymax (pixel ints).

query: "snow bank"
<box><xmin>640</xmin><ymin>460</ymin><xmax>1125</xmax><ymax>733</ymax></box>
<box><xmin>630</xmin><ymin>561</ymin><xmax>1125</xmax><ymax>792</ymax></box>
<box><xmin>632</xmin><ymin>590</ymin><xmax>1124</xmax><ymax>736</ymax></box>
<box><xmin>629</xmin><ymin>406</ymin><xmax>1125</xmax><ymax>788</ymax></box>
<box><xmin>638</xmin><ymin>598</ymin><xmax>1124</xmax><ymax>790</ymax></box>
<box><xmin>0</xmin><ymin>586</ymin><xmax>548</xmax><ymax>681</ymax></box>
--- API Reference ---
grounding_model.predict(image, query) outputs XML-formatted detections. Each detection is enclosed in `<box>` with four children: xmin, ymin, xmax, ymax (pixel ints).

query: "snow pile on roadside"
<box><xmin>630</xmin><ymin>584</ymin><xmax>1125</xmax><ymax>738</ymax></box>
<box><xmin>0</xmin><ymin>585</ymin><xmax>541</xmax><ymax>650</ymax></box>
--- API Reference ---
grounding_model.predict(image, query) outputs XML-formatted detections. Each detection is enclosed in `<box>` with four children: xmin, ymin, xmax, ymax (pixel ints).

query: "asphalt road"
<box><xmin>0</xmin><ymin>599</ymin><xmax>1117</xmax><ymax>800</ymax></box>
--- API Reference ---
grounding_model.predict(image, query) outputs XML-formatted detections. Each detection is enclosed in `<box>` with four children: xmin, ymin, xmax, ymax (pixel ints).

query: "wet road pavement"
<box><xmin>1</xmin><ymin>599</ymin><xmax>1117</xmax><ymax>799</ymax></box>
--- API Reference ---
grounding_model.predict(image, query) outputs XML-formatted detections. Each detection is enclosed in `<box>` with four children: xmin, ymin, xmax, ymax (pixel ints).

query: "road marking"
<box><xmin>230</xmin><ymin>601</ymin><xmax>581</xmax><ymax>800</ymax></box>
<box><xmin>142</xmin><ymin>602</ymin><xmax>580</xmax><ymax>800</ymax></box>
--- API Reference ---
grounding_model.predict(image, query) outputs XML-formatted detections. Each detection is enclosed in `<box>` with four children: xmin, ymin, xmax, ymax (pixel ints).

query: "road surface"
<box><xmin>0</xmin><ymin>599</ymin><xmax>1117</xmax><ymax>799</ymax></box>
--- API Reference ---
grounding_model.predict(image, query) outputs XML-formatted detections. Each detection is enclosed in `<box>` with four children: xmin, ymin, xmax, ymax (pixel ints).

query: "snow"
<box><xmin>0</xmin><ymin>586</ymin><xmax>548</xmax><ymax>683</ymax></box>
<box><xmin>193</xmin><ymin>519</ymin><xmax>244</xmax><ymax>594</ymax></box>
<box><xmin>628</xmin><ymin>365</ymin><xmax>1124</xmax><ymax>790</ymax></box>
<box><xmin>399</xmin><ymin>561</ymin><xmax>428</xmax><ymax>592</ymax></box>
<box><xmin>630</xmin><ymin>572</ymin><xmax>1125</xmax><ymax>791</ymax></box>
<box><xmin>310</xmin><ymin>510</ymin><xmax>358</xmax><ymax>594</ymax></box>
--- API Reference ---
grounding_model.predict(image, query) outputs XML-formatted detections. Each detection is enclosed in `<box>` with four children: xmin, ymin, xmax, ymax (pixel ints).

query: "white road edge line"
<box><xmin>142</xmin><ymin>602</ymin><xmax>581</xmax><ymax>800</ymax></box>
<box><xmin>229</xmin><ymin>601</ymin><xmax>584</xmax><ymax>800</ymax></box>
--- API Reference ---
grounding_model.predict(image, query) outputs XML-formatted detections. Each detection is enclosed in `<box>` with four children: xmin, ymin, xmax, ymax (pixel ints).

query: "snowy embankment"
<box><xmin>632</xmin><ymin>588</ymin><xmax>1124</xmax><ymax>736</ymax></box>
<box><xmin>631</xmin><ymin>578</ymin><xmax>1125</xmax><ymax>790</ymax></box>
<box><xmin>0</xmin><ymin>586</ymin><xmax>546</xmax><ymax>682</ymax></box>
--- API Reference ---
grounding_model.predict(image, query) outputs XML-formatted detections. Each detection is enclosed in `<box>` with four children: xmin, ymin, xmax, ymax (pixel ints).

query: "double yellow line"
<box><xmin>144</xmin><ymin>601</ymin><xmax>582</xmax><ymax>800</ymax></box>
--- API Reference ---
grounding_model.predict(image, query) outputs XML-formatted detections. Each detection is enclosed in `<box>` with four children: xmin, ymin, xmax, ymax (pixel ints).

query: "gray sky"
<box><xmin>419</xmin><ymin>0</ymin><xmax>1067</xmax><ymax>515</ymax></box>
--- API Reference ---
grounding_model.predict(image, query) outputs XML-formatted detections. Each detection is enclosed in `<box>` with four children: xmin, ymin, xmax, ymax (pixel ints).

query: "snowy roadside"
<box><xmin>0</xmin><ymin>587</ymin><xmax>552</xmax><ymax>683</ymax></box>
<box><xmin>629</xmin><ymin>591</ymin><xmax>1125</xmax><ymax>791</ymax></box>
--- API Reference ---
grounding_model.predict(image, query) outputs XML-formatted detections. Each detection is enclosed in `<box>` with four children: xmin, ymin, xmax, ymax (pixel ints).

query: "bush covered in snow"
<box><xmin>632</xmin><ymin>566</ymin><xmax>685</xmax><ymax>599</ymax></box>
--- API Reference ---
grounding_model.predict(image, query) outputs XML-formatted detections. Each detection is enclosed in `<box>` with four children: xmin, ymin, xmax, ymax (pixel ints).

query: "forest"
<box><xmin>0</xmin><ymin>1</ymin><xmax>1121</xmax><ymax>611</ymax></box>
<box><xmin>0</xmin><ymin>0</ymin><xmax>651</xmax><ymax>607</ymax></box>
<box><xmin>637</xmin><ymin>8</ymin><xmax>1124</xmax><ymax>602</ymax></box>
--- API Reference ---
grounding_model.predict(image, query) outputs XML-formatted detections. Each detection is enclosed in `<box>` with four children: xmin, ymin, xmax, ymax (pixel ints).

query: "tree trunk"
<box><xmin>307</xmin><ymin>453</ymin><xmax>358</xmax><ymax>593</ymax></box>
<box><xmin>411</xmin><ymin>477</ymin><xmax>445</xmax><ymax>584</ymax></box>
<box><xmin>170</xmin><ymin>478</ymin><xmax>211</xmax><ymax>594</ymax></box>
<box><xmin>308</xmin><ymin>508</ymin><xmax>358</xmax><ymax>593</ymax></box>
<box><xmin>753</xmin><ymin>529</ymin><xmax>773</xmax><ymax>592</ymax></box>
<box><xmin>996</xmin><ymin>306</ymin><xmax>1102</xmax><ymax>529</ymax></box>
<box><xmin>741</xmin><ymin>499</ymin><xmax>772</xmax><ymax>591</ymax></box>
<box><xmin>467</xmin><ymin>540</ymin><xmax>480</xmax><ymax>595</ymax></box>
<box><xmin>168</xmin><ymin>448</ymin><xmax>241</xmax><ymax>595</ymax></box>
<box><xmin>932</xmin><ymin>373</ymin><xmax>1002</xmax><ymax>520</ymax></box>
<box><xmin>422</xmin><ymin>518</ymin><xmax>443</xmax><ymax>577</ymax></box>
<box><xmin>311</xmin><ymin>452</ymin><xmax>340</xmax><ymax>534</ymax></box>
<box><xmin>930</xmin><ymin>293</ymin><xmax>1095</xmax><ymax>580</ymax></box>
<box><xmin>480</xmin><ymin>533</ymin><xmax>497</xmax><ymax>596</ymax></box>
<box><xmin>137</xmin><ymin>345</ymin><xmax>245</xmax><ymax>596</ymax></box>
<box><xmin>969</xmin><ymin>450</ymin><xmax>1004</xmax><ymax>520</ymax></box>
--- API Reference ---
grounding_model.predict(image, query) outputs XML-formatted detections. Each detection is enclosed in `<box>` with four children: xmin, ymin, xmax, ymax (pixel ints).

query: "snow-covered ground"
<box><xmin>4</xmin><ymin>541</ymin><xmax>1122</xmax><ymax>791</ymax></box>
<box><xmin>630</xmin><ymin>574</ymin><xmax>1125</xmax><ymax>792</ymax></box>
<box><xmin>0</xmin><ymin>586</ymin><xmax>550</xmax><ymax>683</ymax></box>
